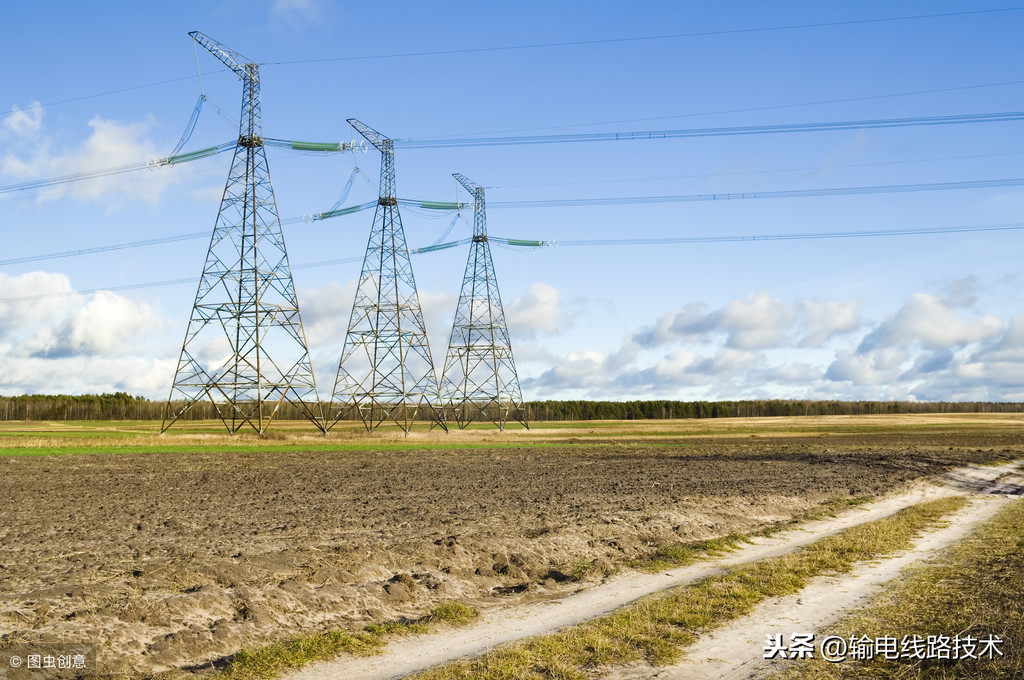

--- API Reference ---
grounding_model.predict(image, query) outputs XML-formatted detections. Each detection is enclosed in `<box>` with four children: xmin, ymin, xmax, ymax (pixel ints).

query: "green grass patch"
<box><xmin>0</xmin><ymin>441</ymin><xmax>595</xmax><ymax>457</ymax></box>
<box><xmin>779</xmin><ymin>497</ymin><xmax>1024</xmax><ymax>679</ymax></box>
<box><xmin>410</xmin><ymin>496</ymin><xmax>967</xmax><ymax>680</ymax></box>
<box><xmin>208</xmin><ymin>602</ymin><xmax>479</xmax><ymax>680</ymax></box>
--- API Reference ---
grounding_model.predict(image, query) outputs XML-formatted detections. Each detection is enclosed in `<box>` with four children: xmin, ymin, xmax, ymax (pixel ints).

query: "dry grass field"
<box><xmin>0</xmin><ymin>414</ymin><xmax>1020</xmax><ymax>677</ymax></box>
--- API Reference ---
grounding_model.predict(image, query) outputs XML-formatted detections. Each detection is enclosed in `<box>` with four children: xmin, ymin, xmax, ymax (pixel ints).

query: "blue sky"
<box><xmin>3</xmin><ymin>1</ymin><xmax>1024</xmax><ymax>402</ymax></box>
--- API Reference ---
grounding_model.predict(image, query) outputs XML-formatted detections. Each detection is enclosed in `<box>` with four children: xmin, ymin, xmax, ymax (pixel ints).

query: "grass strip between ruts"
<box><xmin>407</xmin><ymin>496</ymin><xmax>968</xmax><ymax>680</ymax></box>
<box><xmin>777</xmin><ymin>496</ymin><xmax>1024</xmax><ymax>679</ymax></box>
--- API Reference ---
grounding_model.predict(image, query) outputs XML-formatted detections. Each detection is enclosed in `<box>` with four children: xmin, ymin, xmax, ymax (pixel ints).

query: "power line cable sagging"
<box><xmin>4</xmin><ymin>221</ymin><xmax>1018</xmax><ymax>306</ymax></box>
<box><xmin>395</xmin><ymin>111</ymin><xmax>1024</xmax><ymax>148</ymax></box>
<box><xmin>3</xmin><ymin>110</ymin><xmax>1021</xmax><ymax>198</ymax></box>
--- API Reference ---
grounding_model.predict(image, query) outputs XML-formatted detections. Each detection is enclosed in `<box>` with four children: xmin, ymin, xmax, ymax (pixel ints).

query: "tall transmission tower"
<box><xmin>162</xmin><ymin>32</ymin><xmax>324</xmax><ymax>435</ymax></box>
<box><xmin>441</xmin><ymin>174</ymin><xmax>528</xmax><ymax>430</ymax></box>
<box><xmin>329</xmin><ymin>119</ymin><xmax>447</xmax><ymax>433</ymax></box>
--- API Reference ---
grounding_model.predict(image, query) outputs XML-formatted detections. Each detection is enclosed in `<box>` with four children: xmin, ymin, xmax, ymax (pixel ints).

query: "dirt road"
<box><xmin>288</xmin><ymin>462</ymin><xmax>1023</xmax><ymax>680</ymax></box>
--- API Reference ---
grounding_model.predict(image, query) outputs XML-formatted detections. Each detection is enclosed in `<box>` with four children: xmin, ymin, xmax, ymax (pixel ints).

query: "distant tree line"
<box><xmin>520</xmin><ymin>399</ymin><xmax>1024</xmax><ymax>421</ymax></box>
<box><xmin>0</xmin><ymin>393</ymin><xmax>1020</xmax><ymax>422</ymax></box>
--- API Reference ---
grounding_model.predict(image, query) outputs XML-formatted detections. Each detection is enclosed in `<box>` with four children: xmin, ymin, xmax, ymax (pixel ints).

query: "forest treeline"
<box><xmin>0</xmin><ymin>392</ymin><xmax>1020</xmax><ymax>422</ymax></box>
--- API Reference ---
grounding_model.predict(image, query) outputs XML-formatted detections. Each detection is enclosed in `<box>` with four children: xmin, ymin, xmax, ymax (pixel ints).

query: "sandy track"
<box><xmin>288</xmin><ymin>463</ymin><xmax>1021</xmax><ymax>680</ymax></box>
<box><xmin>609</xmin><ymin>494</ymin><xmax>1014</xmax><ymax>679</ymax></box>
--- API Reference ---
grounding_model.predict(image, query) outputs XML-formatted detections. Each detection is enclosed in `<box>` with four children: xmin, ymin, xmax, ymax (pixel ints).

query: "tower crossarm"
<box><xmin>452</xmin><ymin>173</ymin><xmax>480</xmax><ymax>195</ymax></box>
<box><xmin>347</xmin><ymin>118</ymin><xmax>393</xmax><ymax>154</ymax></box>
<box><xmin>453</xmin><ymin>173</ymin><xmax>486</xmax><ymax>239</ymax></box>
<box><xmin>189</xmin><ymin>31</ymin><xmax>252</xmax><ymax>80</ymax></box>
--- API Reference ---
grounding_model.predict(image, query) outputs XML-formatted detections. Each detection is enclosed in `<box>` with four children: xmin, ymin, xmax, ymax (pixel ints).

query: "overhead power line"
<box><xmin>553</xmin><ymin>222</ymin><xmax>1024</xmax><ymax>247</ymax></box>
<box><xmin>5</xmin><ymin>174</ymin><xmax>1024</xmax><ymax>267</ymax></box>
<box><xmin>269</xmin><ymin>7</ymin><xmax>1024</xmax><ymax>65</ymax></box>
<box><xmin>450</xmin><ymin>79</ymin><xmax>1024</xmax><ymax>136</ymax></box>
<box><xmin>0</xmin><ymin>138</ymin><xmax>359</xmax><ymax>197</ymax></box>
<box><xmin>5</xmin><ymin>109</ymin><xmax>1022</xmax><ymax>198</ymax></box>
<box><xmin>486</xmin><ymin>177</ymin><xmax>1024</xmax><ymax>209</ymax></box>
<box><xmin>396</xmin><ymin>110</ymin><xmax>1024</xmax><ymax>149</ymax></box>
<box><xmin>0</xmin><ymin>142</ymin><xmax>236</xmax><ymax>197</ymax></box>
<box><xmin>4</xmin><ymin>221</ymin><xmax>1019</xmax><ymax>305</ymax></box>
<box><xmin>16</xmin><ymin>7</ymin><xmax>1022</xmax><ymax>115</ymax></box>
<box><xmin>0</xmin><ymin>231</ymin><xmax>208</xmax><ymax>266</ymax></box>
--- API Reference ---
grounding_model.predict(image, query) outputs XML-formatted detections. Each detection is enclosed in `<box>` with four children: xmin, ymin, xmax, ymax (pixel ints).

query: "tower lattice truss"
<box><xmin>330</xmin><ymin>119</ymin><xmax>446</xmax><ymax>433</ymax></box>
<box><xmin>441</xmin><ymin>174</ymin><xmax>528</xmax><ymax>430</ymax></box>
<box><xmin>163</xmin><ymin>32</ymin><xmax>323</xmax><ymax>434</ymax></box>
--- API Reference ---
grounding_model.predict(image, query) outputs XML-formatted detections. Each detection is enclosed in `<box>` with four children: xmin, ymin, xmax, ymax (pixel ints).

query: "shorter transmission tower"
<box><xmin>441</xmin><ymin>174</ymin><xmax>527</xmax><ymax>430</ymax></box>
<box><xmin>163</xmin><ymin>32</ymin><xmax>323</xmax><ymax>435</ymax></box>
<box><xmin>329</xmin><ymin>119</ymin><xmax>447</xmax><ymax>433</ymax></box>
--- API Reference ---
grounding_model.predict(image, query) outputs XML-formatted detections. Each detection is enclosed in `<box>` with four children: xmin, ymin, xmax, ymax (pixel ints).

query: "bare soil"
<box><xmin>0</xmin><ymin>420</ymin><xmax>1019</xmax><ymax>677</ymax></box>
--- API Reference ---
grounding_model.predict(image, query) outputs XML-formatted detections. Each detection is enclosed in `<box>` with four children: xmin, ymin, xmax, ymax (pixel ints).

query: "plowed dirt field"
<box><xmin>0</xmin><ymin>415</ymin><xmax>1020</xmax><ymax>677</ymax></box>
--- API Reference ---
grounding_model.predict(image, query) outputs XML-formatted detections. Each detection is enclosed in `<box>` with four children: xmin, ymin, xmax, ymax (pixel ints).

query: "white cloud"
<box><xmin>3</xmin><ymin>273</ymin><xmax>1023</xmax><ymax>403</ymax></box>
<box><xmin>621</xmin><ymin>348</ymin><xmax>763</xmax><ymax>392</ymax></box>
<box><xmin>858</xmin><ymin>293</ymin><xmax>1003</xmax><ymax>351</ymax></box>
<box><xmin>0</xmin><ymin>272</ymin><xmax>176</xmax><ymax>396</ymax></box>
<box><xmin>1</xmin><ymin>110</ymin><xmax>177</xmax><ymax>206</ymax></box>
<box><xmin>631</xmin><ymin>303</ymin><xmax>711</xmax><ymax>347</ymax></box>
<box><xmin>0</xmin><ymin>272</ymin><xmax>77</xmax><ymax>339</ymax></box>
<box><xmin>630</xmin><ymin>292</ymin><xmax>862</xmax><ymax>351</ymax></box>
<box><xmin>506</xmin><ymin>283</ymin><xmax>570</xmax><ymax>337</ymax></box>
<box><xmin>23</xmin><ymin>290</ymin><xmax>164</xmax><ymax>358</ymax></box>
<box><xmin>0</xmin><ymin>356</ymin><xmax>175</xmax><ymax>396</ymax></box>
<box><xmin>522</xmin><ymin>286</ymin><xmax>1022</xmax><ymax>401</ymax></box>
<box><xmin>523</xmin><ymin>349</ymin><xmax>611</xmax><ymax>396</ymax></box>
<box><xmin>3</xmin><ymin>102</ymin><xmax>43</xmax><ymax>137</ymax></box>
<box><xmin>717</xmin><ymin>292</ymin><xmax>795</xmax><ymax>349</ymax></box>
<box><xmin>825</xmin><ymin>348</ymin><xmax>909</xmax><ymax>385</ymax></box>
<box><xmin>297</xmin><ymin>280</ymin><xmax>357</xmax><ymax>349</ymax></box>
<box><xmin>972</xmin><ymin>315</ymin><xmax>1024</xmax><ymax>363</ymax></box>
<box><xmin>797</xmin><ymin>298</ymin><xmax>862</xmax><ymax>347</ymax></box>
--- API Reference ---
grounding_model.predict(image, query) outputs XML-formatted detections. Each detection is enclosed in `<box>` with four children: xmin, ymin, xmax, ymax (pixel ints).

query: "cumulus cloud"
<box><xmin>0</xmin><ymin>272</ymin><xmax>176</xmax><ymax>396</ymax></box>
<box><xmin>824</xmin><ymin>348</ymin><xmax>909</xmax><ymax>385</ymax></box>
<box><xmin>526</xmin><ymin>349</ymin><xmax>610</xmax><ymax>394</ymax></box>
<box><xmin>717</xmin><ymin>292</ymin><xmax>795</xmax><ymax>349</ymax></box>
<box><xmin>797</xmin><ymin>298</ymin><xmax>862</xmax><ymax>347</ymax></box>
<box><xmin>1</xmin><ymin>108</ymin><xmax>177</xmax><ymax>206</ymax></box>
<box><xmin>0</xmin><ymin>356</ymin><xmax>176</xmax><ymax>397</ymax></box>
<box><xmin>0</xmin><ymin>272</ymin><xmax>77</xmax><ymax>339</ymax></box>
<box><xmin>520</xmin><ymin>285</ymin><xmax>1024</xmax><ymax>401</ymax></box>
<box><xmin>858</xmin><ymin>293</ymin><xmax>1003</xmax><ymax>352</ymax></box>
<box><xmin>24</xmin><ymin>291</ymin><xmax>164</xmax><ymax>358</ymax></box>
<box><xmin>2</xmin><ymin>102</ymin><xmax>43</xmax><ymax>137</ymax></box>
<box><xmin>631</xmin><ymin>303</ymin><xmax>711</xmax><ymax>347</ymax></box>
<box><xmin>630</xmin><ymin>292</ymin><xmax>862</xmax><ymax>350</ymax></box>
<box><xmin>972</xmin><ymin>315</ymin><xmax>1024</xmax><ymax>363</ymax></box>
<box><xmin>506</xmin><ymin>283</ymin><xmax>570</xmax><ymax>337</ymax></box>
<box><xmin>623</xmin><ymin>348</ymin><xmax>763</xmax><ymax>390</ymax></box>
<box><xmin>297</xmin><ymin>280</ymin><xmax>357</xmax><ymax>349</ymax></box>
<box><xmin>524</xmin><ymin>345</ymin><xmax>766</xmax><ymax>398</ymax></box>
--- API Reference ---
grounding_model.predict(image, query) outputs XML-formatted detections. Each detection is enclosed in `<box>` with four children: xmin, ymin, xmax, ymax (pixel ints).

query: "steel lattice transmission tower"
<box><xmin>441</xmin><ymin>174</ymin><xmax>528</xmax><ymax>430</ymax></box>
<box><xmin>162</xmin><ymin>32</ymin><xmax>324</xmax><ymax>435</ymax></box>
<box><xmin>329</xmin><ymin>119</ymin><xmax>447</xmax><ymax>433</ymax></box>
